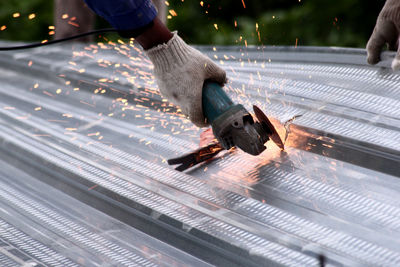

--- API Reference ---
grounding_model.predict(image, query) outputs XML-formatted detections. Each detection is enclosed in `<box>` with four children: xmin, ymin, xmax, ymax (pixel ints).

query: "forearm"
<box><xmin>135</xmin><ymin>18</ymin><xmax>173</xmax><ymax>50</ymax></box>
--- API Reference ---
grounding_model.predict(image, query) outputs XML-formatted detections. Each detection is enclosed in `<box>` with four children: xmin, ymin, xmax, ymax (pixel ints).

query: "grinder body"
<box><xmin>202</xmin><ymin>82</ymin><xmax>271</xmax><ymax>155</ymax></box>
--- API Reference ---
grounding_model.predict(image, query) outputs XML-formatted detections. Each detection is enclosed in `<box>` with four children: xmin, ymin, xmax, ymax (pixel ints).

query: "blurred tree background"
<box><xmin>166</xmin><ymin>0</ymin><xmax>385</xmax><ymax>47</ymax></box>
<box><xmin>0</xmin><ymin>0</ymin><xmax>386</xmax><ymax>48</ymax></box>
<box><xmin>0</xmin><ymin>0</ymin><xmax>53</xmax><ymax>41</ymax></box>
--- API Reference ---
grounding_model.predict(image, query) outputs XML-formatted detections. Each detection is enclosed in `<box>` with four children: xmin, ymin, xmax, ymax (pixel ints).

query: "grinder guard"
<box><xmin>202</xmin><ymin>82</ymin><xmax>274</xmax><ymax>156</ymax></box>
<box><xmin>210</xmin><ymin>104</ymin><xmax>270</xmax><ymax>155</ymax></box>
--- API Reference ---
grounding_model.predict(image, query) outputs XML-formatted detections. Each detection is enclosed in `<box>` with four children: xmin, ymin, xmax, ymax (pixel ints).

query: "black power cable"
<box><xmin>0</xmin><ymin>28</ymin><xmax>118</xmax><ymax>51</ymax></box>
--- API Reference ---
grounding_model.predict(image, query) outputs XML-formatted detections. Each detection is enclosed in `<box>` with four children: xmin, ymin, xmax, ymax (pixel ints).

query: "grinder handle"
<box><xmin>202</xmin><ymin>82</ymin><xmax>234</xmax><ymax>124</ymax></box>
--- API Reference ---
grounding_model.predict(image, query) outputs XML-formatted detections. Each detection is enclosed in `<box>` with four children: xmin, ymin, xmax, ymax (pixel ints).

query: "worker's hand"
<box><xmin>366</xmin><ymin>0</ymin><xmax>400</xmax><ymax>70</ymax></box>
<box><xmin>146</xmin><ymin>32</ymin><xmax>226</xmax><ymax>127</ymax></box>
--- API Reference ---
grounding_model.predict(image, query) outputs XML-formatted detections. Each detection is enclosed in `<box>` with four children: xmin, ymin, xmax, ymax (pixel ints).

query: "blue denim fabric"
<box><xmin>85</xmin><ymin>0</ymin><xmax>157</xmax><ymax>30</ymax></box>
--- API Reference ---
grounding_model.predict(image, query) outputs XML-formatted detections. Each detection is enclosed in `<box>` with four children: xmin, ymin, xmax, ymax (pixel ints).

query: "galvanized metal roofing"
<box><xmin>0</xmin><ymin>41</ymin><xmax>399</xmax><ymax>266</ymax></box>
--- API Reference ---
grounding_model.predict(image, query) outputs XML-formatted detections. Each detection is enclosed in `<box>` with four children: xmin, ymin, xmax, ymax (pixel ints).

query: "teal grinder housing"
<box><xmin>201</xmin><ymin>82</ymin><xmax>284</xmax><ymax>155</ymax></box>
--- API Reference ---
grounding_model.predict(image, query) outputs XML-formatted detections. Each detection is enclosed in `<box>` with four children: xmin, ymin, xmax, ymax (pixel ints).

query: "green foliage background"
<box><xmin>166</xmin><ymin>0</ymin><xmax>385</xmax><ymax>47</ymax></box>
<box><xmin>0</xmin><ymin>0</ymin><xmax>53</xmax><ymax>41</ymax></box>
<box><xmin>0</xmin><ymin>0</ymin><xmax>386</xmax><ymax>48</ymax></box>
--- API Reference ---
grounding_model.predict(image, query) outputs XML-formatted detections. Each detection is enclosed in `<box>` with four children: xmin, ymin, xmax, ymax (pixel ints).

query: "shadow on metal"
<box><xmin>288</xmin><ymin>125</ymin><xmax>400</xmax><ymax>177</ymax></box>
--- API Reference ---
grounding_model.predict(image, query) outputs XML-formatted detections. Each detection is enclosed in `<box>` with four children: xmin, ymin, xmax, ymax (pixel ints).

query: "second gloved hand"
<box><xmin>146</xmin><ymin>32</ymin><xmax>226</xmax><ymax>127</ymax></box>
<box><xmin>366</xmin><ymin>0</ymin><xmax>400</xmax><ymax>70</ymax></box>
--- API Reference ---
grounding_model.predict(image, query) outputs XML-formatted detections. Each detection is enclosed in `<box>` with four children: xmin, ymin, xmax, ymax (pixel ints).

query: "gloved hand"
<box><xmin>146</xmin><ymin>32</ymin><xmax>226</xmax><ymax>127</ymax></box>
<box><xmin>366</xmin><ymin>0</ymin><xmax>400</xmax><ymax>70</ymax></box>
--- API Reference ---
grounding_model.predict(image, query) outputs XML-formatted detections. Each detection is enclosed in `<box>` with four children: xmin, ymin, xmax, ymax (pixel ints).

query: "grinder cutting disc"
<box><xmin>253</xmin><ymin>105</ymin><xmax>285</xmax><ymax>150</ymax></box>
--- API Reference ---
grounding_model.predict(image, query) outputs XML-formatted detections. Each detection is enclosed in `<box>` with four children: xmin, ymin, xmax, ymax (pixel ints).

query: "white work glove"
<box><xmin>146</xmin><ymin>32</ymin><xmax>226</xmax><ymax>127</ymax></box>
<box><xmin>366</xmin><ymin>0</ymin><xmax>400</xmax><ymax>70</ymax></box>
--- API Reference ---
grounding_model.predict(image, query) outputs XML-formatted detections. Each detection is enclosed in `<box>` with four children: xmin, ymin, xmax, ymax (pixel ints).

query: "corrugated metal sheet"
<box><xmin>0</xmin><ymin>42</ymin><xmax>399</xmax><ymax>266</ymax></box>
